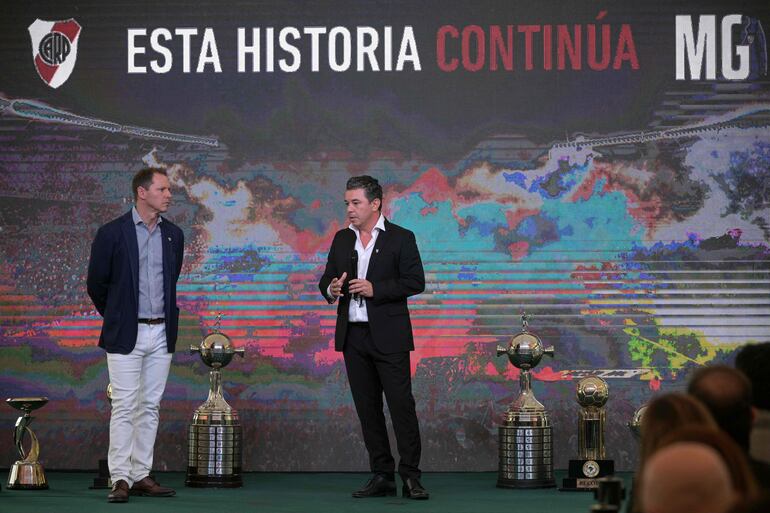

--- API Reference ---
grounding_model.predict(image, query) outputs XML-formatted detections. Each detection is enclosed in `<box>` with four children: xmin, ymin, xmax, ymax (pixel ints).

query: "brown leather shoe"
<box><xmin>129</xmin><ymin>476</ymin><xmax>176</xmax><ymax>497</ymax></box>
<box><xmin>107</xmin><ymin>480</ymin><xmax>129</xmax><ymax>503</ymax></box>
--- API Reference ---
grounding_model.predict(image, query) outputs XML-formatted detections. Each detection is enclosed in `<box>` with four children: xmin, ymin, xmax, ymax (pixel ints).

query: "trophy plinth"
<box><xmin>561</xmin><ymin>377</ymin><xmax>614</xmax><ymax>491</ymax></box>
<box><xmin>186</xmin><ymin>331</ymin><xmax>245</xmax><ymax>488</ymax></box>
<box><xmin>90</xmin><ymin>384</ymin><xmax>113</xmax><ymax>489</ymax></box>
<box><xmin>6</xmin><ymin>397</ymin><xmax>49</xmax><ymax>490</ymax></box>
<box><xmin>496</xmin><ymin>316</ymin><xmax>555</xmax><ymax>489</ymax></box>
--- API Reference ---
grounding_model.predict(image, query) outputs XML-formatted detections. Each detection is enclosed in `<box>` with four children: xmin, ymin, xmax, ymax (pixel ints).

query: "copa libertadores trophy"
<box><xmin>560</xmin><ymin>376</ymin><xmax>614</xmax><ymax>491</ymax></box>
<box><xmin>6</xmin><ymin>397</ymin><xmax>49</xmax><ymax>490</ymax></box>
<box><xmin>496</xmin><ymin>314</ymin><xmax>555</xmax><ymax>488</ymax></box>
<box><xmin>186</xmin><ymin>322</ymin><xmax>245</xmax><ymax>488</ymax></box>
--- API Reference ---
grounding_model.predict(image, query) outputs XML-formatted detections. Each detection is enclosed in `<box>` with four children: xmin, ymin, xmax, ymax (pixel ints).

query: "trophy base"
<box><xmin>185</xmin><ymin>469</ymin><xmax>243</xmax><ymax>488</ymax></box>
<box><xmin>186</xmin><ymin>420</ymin><xmax>243</xmax><ymax>488</ymax></box>
<box><xmin>497</xmin><ymin>425</ymin><xmax>555</xmax><ymax>489</ymax></box>
<box><xmin>497</xmin><ymin>477</ymin><xmax>556</xmax><ymax>489</ymax></box>
<box><xmin>89</xmin><ymin>459</ymin><xmax>112</xmax><ymax>489</ymax></box>
<box><xmin>7</xmin><ymin>461</ymin><xmax>48</xmax><ymax>490</ymax></box>
<box><xmin>559</xmin><ymin>459</ymin><xmax>615</xmax><ymax>491</ymax></box>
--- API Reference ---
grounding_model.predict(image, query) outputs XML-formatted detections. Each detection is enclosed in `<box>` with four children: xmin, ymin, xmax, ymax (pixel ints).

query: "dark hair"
<box><xmin>688</xmin><ymin>365</ymin><xmax>753</xmax><ymax>452</ymax></box>
<box><xmin>735</xmin><ymin>342</ymin><xmax>770</xmax><ymax>410</ymax></box>
<box><xmin>727</xmin><ymin>494</ymin><xmax>770</xmax><ymax>513</ymax></box>
<box><xmin>346</xmin><ymin>175</ymin><xmax>382</xmax><ymax>211</ymax></box>
<box><xmin>132</xmin><ymin>167</ymin><xmax>167</xmax><ymax>201</ymax></box>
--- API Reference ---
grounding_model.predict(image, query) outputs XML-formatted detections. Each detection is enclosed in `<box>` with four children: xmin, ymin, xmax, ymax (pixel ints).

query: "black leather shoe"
<box><xmin>352</xmin><ymin>475</ymin><xmax>397</xmax><ymax>498</ymax></box>
<box><xmin>402</xmin><ymin>478</ymin><xmax>429</xmax><ymax>500</ymax></box>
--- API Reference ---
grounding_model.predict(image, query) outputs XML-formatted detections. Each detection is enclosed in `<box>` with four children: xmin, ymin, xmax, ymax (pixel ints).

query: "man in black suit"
<box><xmin>87</xmin><ymin>167</ymin><xmax>184</xmax><ymax>503</ymax></box>
<box><xmin>319</xmin><ymin>175</ymin><xmax>428</xmax><ymax>500</ymax></box>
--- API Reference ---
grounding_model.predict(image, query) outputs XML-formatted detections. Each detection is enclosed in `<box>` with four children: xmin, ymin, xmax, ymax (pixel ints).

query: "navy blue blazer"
<box><xmin>319</xmin><ymin>219</ymin><xmax>425</xmax><ymax>354</ymax></box>
<box><xmin>87</xmin><ymin>210</ymin><xmax>184</xmax><ymax>354</ymax></box>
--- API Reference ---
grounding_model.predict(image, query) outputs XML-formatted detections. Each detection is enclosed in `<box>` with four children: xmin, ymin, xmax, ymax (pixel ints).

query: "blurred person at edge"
<box><xmin>628</xmin><ymin>392</ymin><xmax>719</xmax><ymax>513</ymax></box>
<box><xmin>734</xmin><ymin>343</ymin><xmax>770</xmax><ymax>465</ymax></box>
<box><xmin>641</xmin><ymin>442</ymin><xmax>736</xmax><ymax>513</ymax></box>
<box><xmin>656</xmin><ymin>426</ymin><xmax>759</xmax><ymax>501</ymax></box>
<box><xmin>689</xmin><ymin>365</ymin><xmax>770</xmax><ymax>490</ymax></box>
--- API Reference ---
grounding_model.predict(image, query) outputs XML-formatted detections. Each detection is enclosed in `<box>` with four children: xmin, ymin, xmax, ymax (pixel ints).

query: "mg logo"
<box><xmin>675</xmin><ymin>15</ymin><xmax>768</xmax><ymax>81</ymax></box>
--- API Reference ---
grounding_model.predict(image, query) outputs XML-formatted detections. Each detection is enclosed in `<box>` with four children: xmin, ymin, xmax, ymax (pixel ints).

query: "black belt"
<box><xmin>138</xmin><ymin>318</ymin><xmax>164</xmax><ymax>325</ymax></box>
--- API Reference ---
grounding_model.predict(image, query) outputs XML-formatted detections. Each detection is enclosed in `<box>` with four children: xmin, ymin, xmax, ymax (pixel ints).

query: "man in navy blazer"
<box><xmin>87</xmin><ymin>167</ymin><xmax>183</xmax><ymax>503</ymax></box>
<box><xmin>319</xmin><ymin>176</ymin><xmax>428</xmax><ymax>500</ymax></box>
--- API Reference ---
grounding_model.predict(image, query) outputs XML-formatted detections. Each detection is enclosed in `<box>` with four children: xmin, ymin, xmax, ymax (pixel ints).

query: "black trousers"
<box><xmin>343</xmin><ymin>323</ymin><xmax>422</xmax><ymax>481</ymax></box>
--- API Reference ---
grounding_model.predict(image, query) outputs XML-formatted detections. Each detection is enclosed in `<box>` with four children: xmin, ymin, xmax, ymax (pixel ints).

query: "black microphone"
<box><xmin>350</xmin><ymin>250</ymin><xmax>362</xmax><ymax>306</ymax></box>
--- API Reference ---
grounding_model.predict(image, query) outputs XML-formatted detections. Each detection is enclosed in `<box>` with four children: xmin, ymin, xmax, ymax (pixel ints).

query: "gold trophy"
<box><xmin>560</xmin><ymin>377</ymin><xmax>614</xmax><ymax>491</ymax></box>
<box><xmin>6</xmin><ymin>397</ymin><xmax>49</xmax><ymax>490</ymax></box>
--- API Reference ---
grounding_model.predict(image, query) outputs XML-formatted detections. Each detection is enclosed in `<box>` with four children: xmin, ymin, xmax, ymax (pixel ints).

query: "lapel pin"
<box><xmin>168</xmin><ymin>237</ymin><xmax>171</xmax><ymax>242</ymax></box>
<box><xmin>376</xmin><ymin>249</ymin><xmax>379</xmax><ymax>253</ymax></box>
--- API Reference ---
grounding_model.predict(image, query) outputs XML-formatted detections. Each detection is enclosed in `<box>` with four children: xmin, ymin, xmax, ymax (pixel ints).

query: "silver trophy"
<box><xmin>186</xmin><ymin>325</ymin><xmax>245</xmax><ymax>488</ymax></box>
<box><xmin>628</xmin><ymin>404</ymin><xmax>647</xmax><ymax>441</ymax></box>
<box><xmin>624</xmin><ymin>403</ymin><xmax>647</xmax><ymax>501</ymax></box>
<box><xmin>6</xmin><ymin>397</ymin><xmax>49</xmax><ymax>490</ymax></box>
<box><xmin>496</xmin><ymin>314</ymin><xmax>555</xmax><ymax>488</ymax></box>
<box><xmin>561</xmin><ymin>376</ymin><xmax>614</xmax><ymax>491</ymax></box>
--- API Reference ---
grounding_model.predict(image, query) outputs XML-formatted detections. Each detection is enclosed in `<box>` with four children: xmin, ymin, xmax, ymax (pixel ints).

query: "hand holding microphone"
<box><xmin>348</xmin><ymin>279</ymin><xmax>373</xmax><ymax>302</ymax></box>
<box><xmin>350</xmin><ymin>250</ymin><xmax>362</xmax><ymax>306</ymax></box>
<box><xmin>349</xmin><ymin>249</ymin><xmax>373</xmax><ymax>304</ymax></box>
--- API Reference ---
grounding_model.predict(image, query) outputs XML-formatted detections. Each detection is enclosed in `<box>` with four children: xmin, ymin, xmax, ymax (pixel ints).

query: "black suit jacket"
<box><xmin>319</xmin><ymin>219</ymin><xmax>425</xmax><ymax>353</ymax></box>
<box><xmin>87</xmin><ymin>210</ymin><xmax>184</xmax><ymax>354</ymax></box>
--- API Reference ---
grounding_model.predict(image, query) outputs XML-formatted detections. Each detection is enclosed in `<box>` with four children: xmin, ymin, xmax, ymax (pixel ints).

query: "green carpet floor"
<box><xmin>0</xmin><ymin>471</ymin><xmax>623</xmax><ymax>513</ymax></box>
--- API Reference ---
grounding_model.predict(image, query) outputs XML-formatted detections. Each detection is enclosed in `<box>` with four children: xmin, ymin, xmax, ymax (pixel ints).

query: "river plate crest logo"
<box><xmin>28</xmin><ymin>19</ymin><xmax>82</xmax><ymax>88</ymax></box>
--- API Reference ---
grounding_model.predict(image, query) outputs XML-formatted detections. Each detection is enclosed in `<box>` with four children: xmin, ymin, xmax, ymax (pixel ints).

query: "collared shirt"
<box><xmin>347</xmin><ymin>213</ymin><xmax>386</xmax><ymax>322</ymax></box>
<box><xmin>132</xmin><ymin>207</ymin><xmax>165</xmax><ymax>319</ymax></box>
